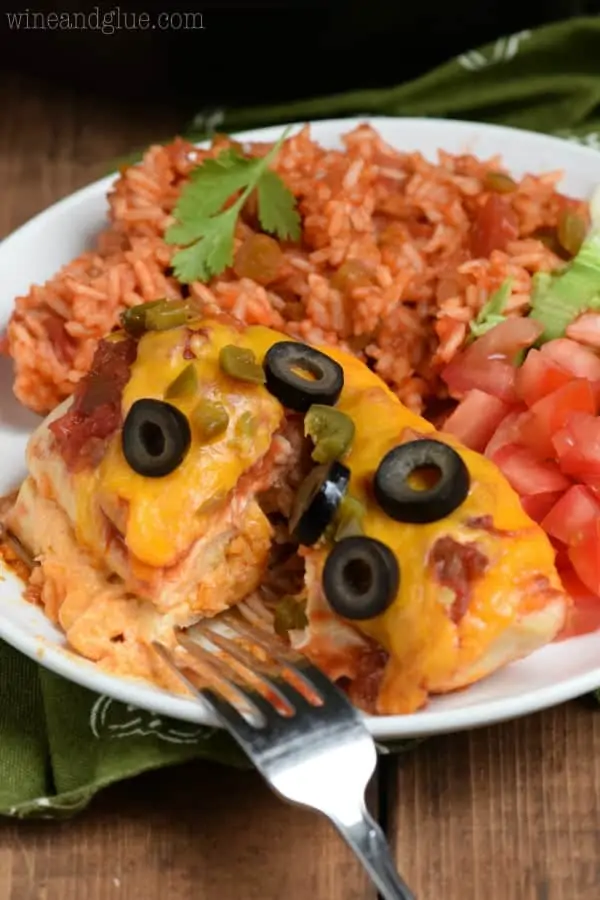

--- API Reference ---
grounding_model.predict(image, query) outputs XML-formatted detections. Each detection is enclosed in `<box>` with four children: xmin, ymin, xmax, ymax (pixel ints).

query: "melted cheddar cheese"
<box><xmin>300</xmin><ymin>347</ymin><xmax>567</xmax><ymax>713</ymax></box>
<box><xmin>74</xmin><ymin>321</ymin><xmax>285</xmax><ymax>568</ymax></box>
<box><xmin>8</xmin><ymin>314</ymin><xmax>568</xmax><ymax>710</ymax></box>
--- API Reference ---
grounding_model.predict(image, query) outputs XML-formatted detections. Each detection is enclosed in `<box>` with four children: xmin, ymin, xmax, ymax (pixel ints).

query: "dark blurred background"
<box><xmin>0</xmin><ymin>0</ymin><xmax>599</xmax><ymax>116</ymax></box>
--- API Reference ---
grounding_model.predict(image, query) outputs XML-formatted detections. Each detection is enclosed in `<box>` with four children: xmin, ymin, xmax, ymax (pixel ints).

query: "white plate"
<box><xmin>2</xmin><ymin>116</ymin><xmax>600</xmax><ymax>742</ymax></box>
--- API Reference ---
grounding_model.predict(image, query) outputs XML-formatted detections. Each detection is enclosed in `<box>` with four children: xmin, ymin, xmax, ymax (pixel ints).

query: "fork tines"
<box><xmin>154</xmin><ymin>609</ymin><xmax>352</xmax><ymax>734</ymax></box>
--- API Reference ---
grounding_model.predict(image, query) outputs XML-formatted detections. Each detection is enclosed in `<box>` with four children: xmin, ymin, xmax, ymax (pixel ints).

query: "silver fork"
<box><xmin>154</xmin><ymin>609</ymin><xmax>416</xmax><ymax>900</ymax></box>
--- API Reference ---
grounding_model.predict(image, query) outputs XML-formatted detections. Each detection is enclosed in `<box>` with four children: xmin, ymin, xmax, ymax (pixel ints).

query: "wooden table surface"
<box><xmin>1</xmin><ymin>72</ymin><xmax>600</xmax><ymax>900</ymax></box>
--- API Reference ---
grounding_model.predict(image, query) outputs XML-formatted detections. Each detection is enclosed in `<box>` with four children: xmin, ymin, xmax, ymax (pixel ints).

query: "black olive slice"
<box><xmin>289</xmin><ymin>460</ymin><xmax>350</xmax><ymax>546</ymax></box>
<box><xmin>373</xmin><ymin>439</ymin><xmax>470</xmax><ymax>524</ymax></box>
<box><xmin>122</xmin><ymin>399</ymin><xmax>191</xmax><ymax>478</ymax></box>
<box><xmin>263</xmin><ymin>341</ymin><xmax>344</xmax><ymax>412</ymax></box>
<box><xmin>322</xmin><ymin>535</ymin><xmax>400</xmax><ymax>620</ymax></box>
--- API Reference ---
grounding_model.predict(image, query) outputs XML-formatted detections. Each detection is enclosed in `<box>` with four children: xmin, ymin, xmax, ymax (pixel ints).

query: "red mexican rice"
<box><xmin>1</xmin><ymin>123</ymin><xmax>588</xmax><ymax>415</ymax></box>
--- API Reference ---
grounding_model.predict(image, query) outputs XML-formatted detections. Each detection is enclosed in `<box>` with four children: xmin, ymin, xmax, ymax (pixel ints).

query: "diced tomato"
<box><xmin>43</xmin><ymin>314</ymin><xmax>76</xmax><ymax>365</ymax></box>
<box><xmin>540</xmin><ymin>339</ymin><xmax>600</xmax><ymax>381</ymax></box>
<box><xmin>471</xmin><ymin>194</ymin><xmax>519</xmax><ymax>258</ymax></box>
<box><xmin>490</xmin><ymin>443</ymin><xmax>571</xmax><ymax>496</ymax></box>
<box><xmin>552</xmin><ymin>412</ymin><xmax>600</xmax><ymax>485</ymax></box>
<box><xmin>484</xmin><ymin>406</ymin><xmax>528</xmax><ymax>458</ymax></box>
<box><xmin>551</xmin><ymin>423</ymin><xmax>577</xmax><ymax>463</ymax></box>
<box><xmin>517</xmin><ymin>379</ymin><xmax>597</xmax><ymax>460</ymax></box>
<box><xmin>572</xmin><ymin>472</ymin><xmax>600</xmax><ymax>493</ymax></box>
<box><xmin>515</xmin><ymin>348</ymin><xmax>574</xmax><ymax>407</ymax></box>
<box><xmin>468</xmin><ymin>317</ymin><xmax>543</xmax><ymax>366</ymax></box>
<box><xmin>516</xmin><ymin>412</ymin><xmax>554</xmax><ymax>460</ymax></box>
<box><xmin>442</xmin><ymin>356</ymin><xmax>517</xmax><ymax>403</ymax></box>
<box><xmin>442</xmin><ymin>390</ymin><xmax>510</xmax><ymax>452</ymax></box>
<box><xmin>541</xmin><ymin>484</ymin><xmax>600</xmax><ymax>546</ymax></box>
<box><xmin>553</xmin><ymin>544</ymin><xmax>572</xmax><ymax>572</ymax></box>
<box><xmin>559</xmin><ymin>563</ymin><xmax>593</xmax><ymax>596</ymax></box>
<box><xmin>566</xmin><ymin>313</ymin><xmax>600</xmax><ymax>349</ymax></box>
<box><xmin>555</xmin><ymin>564</ymin><xmax>600</xmax><ymax>640</ymax></box>
<box><xmin>588</xmin><ymin>484</ymin><xmax>600</xmax><ymax>501</ymax></box>
<box><xmin>520</xmin><ymin>490</ymin><xmax>565</xmax><ymax>524</ymax></box>
<box><xmin>568</xmin><ymin>518</ymin><xmax>600</xmax><ymax>596</ymax></box>
<box><xmin>557</xmin><ymin>592</ymin><xmax>600</xmax><ymax>640</ymax></box>
<box><xmin>442</xmin><ymin>319</ymin><xmax>542</xmax><ymax>404</ymax></box>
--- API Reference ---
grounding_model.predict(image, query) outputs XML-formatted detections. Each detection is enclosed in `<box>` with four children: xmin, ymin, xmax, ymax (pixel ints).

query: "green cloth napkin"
<box><xmin>187</xmin><ymin>15</ymin><xmax>600</xmax><ymax>145</ymax></box>
<box><xmin>3</xmin><ymin>15</ymin><xmax>600</xmax><ymax>820</ymax></box>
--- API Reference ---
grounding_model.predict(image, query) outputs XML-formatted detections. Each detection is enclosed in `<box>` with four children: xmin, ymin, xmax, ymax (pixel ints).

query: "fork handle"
<box><xmin>331</xmin><ymin>804</ymin><xmax>416</xmax><ymax>900</ymax></box>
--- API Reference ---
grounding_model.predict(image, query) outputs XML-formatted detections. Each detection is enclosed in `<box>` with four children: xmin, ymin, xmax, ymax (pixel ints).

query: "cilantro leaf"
<box><xmin>166</xmin><ymin>126</ymin><xmax>299</xmax><ymax>283</ymax></box>
<box><xmin>165</xmin><ymin>150</ymin><xmax>253</xmax><ymax>245</ymax></box>
<box><xmin>468</xmin><ymin>278</ymin><xmax>513</xmax><ymax>339</ymax></box>
<box><xmin>171</xmin><ymin>209</ymin><xmax>237</xmax><ymax>283</ymax></box>
<box><xmin>257</xmin><ymin>170</ymin><xmax>301</xmax><ymax>241</ymax></box>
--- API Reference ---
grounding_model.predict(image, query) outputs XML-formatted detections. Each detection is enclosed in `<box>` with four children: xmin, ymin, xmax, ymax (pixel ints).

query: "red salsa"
<box><xmin>49</xmin><ymin>337</ymin><xmax>137</xmax><ymax>470</ymax></box>
<box><xmin>429</xmin><ymin>535</ymin><xmax>488</xmax><ymax>623</ymax></box>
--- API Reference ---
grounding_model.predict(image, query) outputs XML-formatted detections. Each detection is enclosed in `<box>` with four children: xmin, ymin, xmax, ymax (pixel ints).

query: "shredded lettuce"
<box><xmin>528</xmin><ymin>227</ymin><xmax>600</xmax><ymax>342</ymax></box>
<box><xmin>468</xmin><ymin>279</ymin><xmax>512</xmax><ymax>340</ymax></box>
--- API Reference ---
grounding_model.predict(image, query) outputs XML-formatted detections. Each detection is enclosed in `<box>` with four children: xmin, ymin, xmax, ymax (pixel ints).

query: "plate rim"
<box><xmin>5</xmin><ymin>594</ymin><xmax>600</xmax><ymax>740</ymax></box>
<box><xmin>2</xmin><ymin>113</ymin><xmax>600</xmax><ymax>739</ymax></box>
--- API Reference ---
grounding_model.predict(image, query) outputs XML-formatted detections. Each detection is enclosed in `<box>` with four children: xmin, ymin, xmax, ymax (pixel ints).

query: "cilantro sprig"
<box><xmin>165</xmin><ymin>126</ymin><xmax>301</xmax><ymax>283</ymax></box>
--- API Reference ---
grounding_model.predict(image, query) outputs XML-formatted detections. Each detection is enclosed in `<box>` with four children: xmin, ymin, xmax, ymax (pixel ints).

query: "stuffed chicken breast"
<box><xmin>3</xmin><ymin>300</ymin><xmax>570</xmax><ymax>713</ymax></box>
